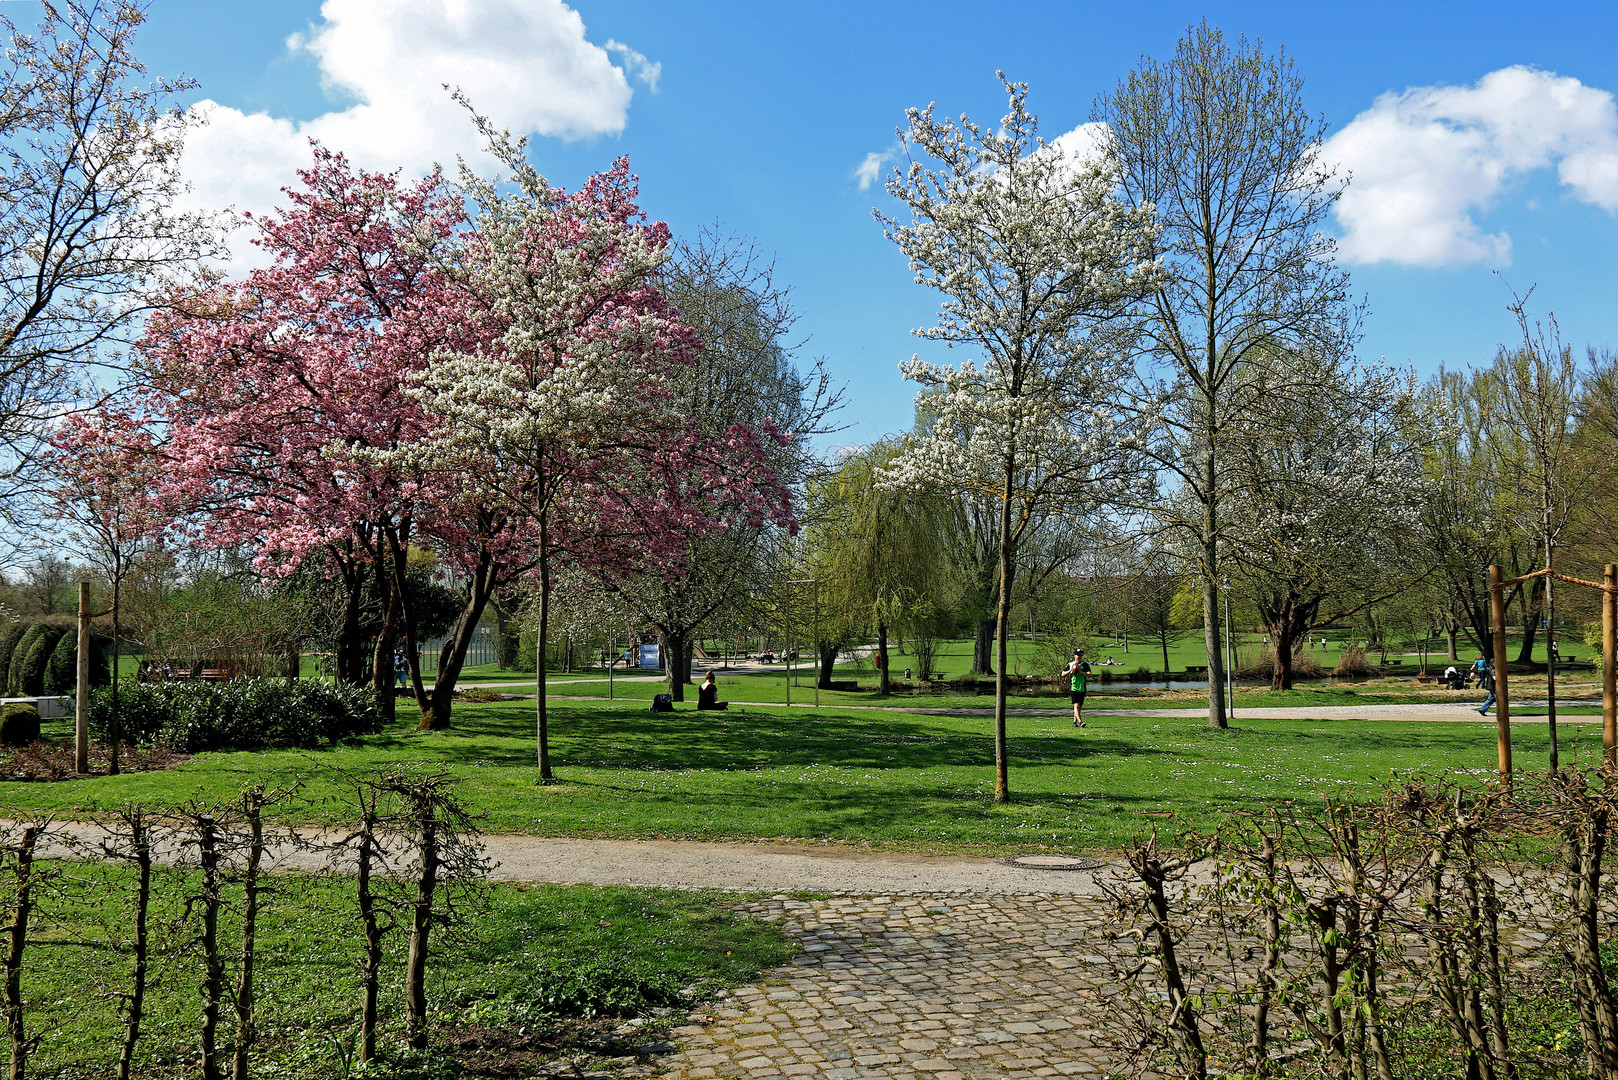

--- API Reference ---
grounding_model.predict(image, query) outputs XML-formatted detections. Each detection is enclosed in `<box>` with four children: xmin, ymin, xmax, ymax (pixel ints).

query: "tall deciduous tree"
<box><xmin>132</xmin><ymin>147</ymin><xmax>466</xmax><ymax>723</ymax></box>
<box><xmin>877</xmin><ymin>76</ymin><xmax>1159</xmax><ymax>802</ymax></box>
<box><xmin>0</xmin><ymin>0</ymin><xmax>217</xmax><ymax>514</ymax></box>
<box><xmin>600</xmin><ymin>231</ymin><xmax>832</xmax><ymax>701</ymax></box>
<box><xmin>808</xmin><ymin>440</ymin><xmax>952</xmax><ymax>697</ymax></box>
<box><xmin>43</xmin><ymin>410</ymin><xmax>171</xmax><ymax>772</ymax></box>
<box><xmin>1476</xmin><ymin>290</ymin><xmax>1581</xmax><ymax>770</ymax></box>
<box><xmin>402</xmin><ymin>110</ymin><xmax>791</xmax><ymax>777</ymax></box>
<box><xmin>1220</xmin><ymin>352</ymin><xmax>1437</xmax><ymax>689</ymax></box>
<box><xmin>1095</xmin><ymin>22</ymin><xmax>1352</xmax><ymax>728</ymax></box>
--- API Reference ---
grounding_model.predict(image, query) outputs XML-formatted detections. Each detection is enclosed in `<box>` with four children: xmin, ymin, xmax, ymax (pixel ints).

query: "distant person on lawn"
<box><xmin>1062</xmin><ymin>648</ymin><xmax>1092</xmax><ymax>728</ymax></box>
<box><xmin>697</xmin><ymin>670</ymin><xmax>728</xmax><ymax>711</ymax></box>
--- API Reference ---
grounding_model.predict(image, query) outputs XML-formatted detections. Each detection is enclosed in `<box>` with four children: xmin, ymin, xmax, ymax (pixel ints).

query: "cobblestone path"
<box><xmin>663</xmin><ymin>891</ymin><xmax>1142</xmax><ymax>1080</ymax></box>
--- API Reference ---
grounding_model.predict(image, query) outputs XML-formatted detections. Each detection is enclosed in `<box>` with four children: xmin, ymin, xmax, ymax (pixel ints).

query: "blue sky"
<box><xmin>49</xmin><ymin>0</ymin><xmax>1618</xmax><ymax>444</ymax></box>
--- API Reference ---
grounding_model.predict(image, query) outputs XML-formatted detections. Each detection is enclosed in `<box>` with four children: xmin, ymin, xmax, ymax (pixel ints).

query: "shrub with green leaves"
<box><xmin>88</xmin><ymin>679</ymin><xmax>382</xmax><ymax>752</ymax></box>
<box><xmin>0</xmin><ymin>702</ymin><xmax>40</xmax><ymax>746</ymax></box>
<box><xmin>7</xmin><ymin>623</ymin><xmax>49</xmax><ymax>695</ymax></box>
<box><xmin>17</xmin><ymin>625</ymin><xmax>64</xmax><ymax>695</ymax></box>
<box><xmin>0</xmin><ymin>621</ymin><xmax>28</xmax><ymax>684</ymax></box>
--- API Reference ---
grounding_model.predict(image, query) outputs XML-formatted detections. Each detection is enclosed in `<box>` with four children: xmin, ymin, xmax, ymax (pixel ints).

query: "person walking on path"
<box><xmin>1062</xmin><ymin>648</ymin><xmax>1092</xmax><ymax>727</ymax></box>
<box><xmin>1475</xmin><ymin>655</ymin><xmax>1498</xmax><ymax>714</ymax></box>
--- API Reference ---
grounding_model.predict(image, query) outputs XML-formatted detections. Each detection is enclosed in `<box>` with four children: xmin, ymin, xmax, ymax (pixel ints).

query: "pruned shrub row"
<box><xmin>88</xmin><ymin>679</ymin><xmax>382</xmax><ymax>753</ymax></box>
<box><xmin>0</xmin><ymin>619</ymin><xmax>110</xmax><ymax>696</ymax></box>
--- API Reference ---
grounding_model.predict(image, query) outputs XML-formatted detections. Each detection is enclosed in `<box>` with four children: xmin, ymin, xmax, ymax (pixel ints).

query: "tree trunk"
<box><xmin>536</xmin><ymin>511</ymin><xmax>553</xmax><ymax>781</ymax></box>
<box><xmin>116</xmin><ymin>810</ymin><xmax>151</xmax><ymax>1080</ymax></box>
<box><xmin>232</xmin><ymin>792</ymin><xmax>264</xmax><ymax>1080</ymax></box>
<box><xmin>419</xmin><ymin>556</ymin><xmax>499</xmax><ymax>731</ymax></box>
<box><xmin>817</xmin><ymin>641</ymin><xmax>838</xmax><ymax>689</ymax></box>
<box><xmin>1202</xmin><ymin>479</ymin><xmax>1227</xmax><ymax>729</ymax></box>
<box><xmin>404</xmin><ymin>810</ymin><xmax>438</xmax><ymax>1051</ymax></box>
<box><xmin>4</xmin><ymin>827</ymin><xmax>39</xmax><ymax>1080</ymax></box>
<box><xmin>371</xmin><ymin>554</ymin><xmax>399</xmax><ymax>727</ymax></box>
<box><xmin>1448</xmin><ymin>624</ymin><xmax>1460</xmax><ymax>662</ymax></box>
<box><xmin>283</xmin><ymin>644</ymin><xmax>300</xmax><ymax>682</ymax></box>
<box><xmin>354</xmin><ymin>801</ymin><xmax>382</xmax><ymax>1064</ymax></box>
<box><xmin>993</xmin><ymin>457</ymin><xmax>1015</xmax><ymax>803</ymax></box>
<box><xmin>196</xmin><ymin>816</ymin><xmax>223</xmax><ymax>1080</ymax></box>
<box><xmin>973</xmin><ymin>618</ymin><xmax>995</xmax><ymax>676</ymax></box>
<box><xmin>1517</xmin><ymin>577</ymin><xmax>1542</xmax><ymax>666</ymax></box>
<box><xmin>1202</xmin><ymin>569</ymin><xmax>1226</xmax><ymax>729</ymax></box>
<box><xmin>876</xmin><ymin>621</ymin><xmax>891</xmax><ymax>697</ymax></box>
<box><xmin>335</xmin><ymin>565</ymin><xmax>366</xmax><ymax>685</ymax></box>
<box><xmin>665</xmin><ymin>629</ymin><xmax>692</xmax><ymax>701</ymax></box>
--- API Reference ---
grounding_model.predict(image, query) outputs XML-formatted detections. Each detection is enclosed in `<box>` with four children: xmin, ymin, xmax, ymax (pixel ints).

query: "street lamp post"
<box><xmin>786</xmin><ymin>579</ymin><xmax>817</xmax><ymax>707</ymax></box>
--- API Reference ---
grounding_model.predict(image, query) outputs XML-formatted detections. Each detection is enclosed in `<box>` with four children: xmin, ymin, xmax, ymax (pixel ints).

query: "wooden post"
<box><xmin>1605</xmin><ymin>564</ymin><xmax>1616</xmax><ymax>770</ymax></box>
<box><xmin>75</xmin><ymin>580</ymin><xmax>90</xmax><ymax>774</ymax></box>
<box><xmin>1489</xmin><ymin>565</ymin><xmax>1512</xmax><ymax>789</ymax></box>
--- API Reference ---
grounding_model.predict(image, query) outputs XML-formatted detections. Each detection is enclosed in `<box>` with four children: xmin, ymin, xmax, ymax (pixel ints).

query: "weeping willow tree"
<box><xmin>807</xmin><ymin>439</ymin><xmax>953</xmax><ymax>696</ymax></box>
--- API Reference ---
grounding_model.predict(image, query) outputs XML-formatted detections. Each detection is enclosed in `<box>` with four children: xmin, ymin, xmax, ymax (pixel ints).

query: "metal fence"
<box><xmin>418</xmin><ymin>621</ymin><xmax>500</xmax><ymax>669</ymax></box>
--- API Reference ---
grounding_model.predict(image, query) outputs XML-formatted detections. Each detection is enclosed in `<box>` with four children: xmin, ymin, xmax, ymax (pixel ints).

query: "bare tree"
<box><xmin>1477</xmin><ymin>288</ymin><xmax>1581</xmax><ymax>770</ymax></box>
<box><xmin>602</xmin><ymin>229</ymin><xmax>841</xmax><ymax>701</ymax></box>
<box><xmin>1095</xmin><ymin>22</ymin><xmax>1354</xmax><ymax>728</ymax></box>
<box><xmin>0</xmin><ymin>0</ymin><xmax>217</xmax><ymax>517</ymax></box>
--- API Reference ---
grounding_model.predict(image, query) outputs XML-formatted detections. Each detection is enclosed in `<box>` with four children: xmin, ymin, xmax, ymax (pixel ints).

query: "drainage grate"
<box><xmin>1003</xmin><ymin>854</ymin><xmax>1103</xmax><ymax>871</ymax></box>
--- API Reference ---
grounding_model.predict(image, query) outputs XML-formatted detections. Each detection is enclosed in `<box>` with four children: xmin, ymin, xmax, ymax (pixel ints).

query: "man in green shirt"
<box><xmin>1062</xmin><ymin>648</ymin><xmax>1091</xmax><ymax>728</ymax></box>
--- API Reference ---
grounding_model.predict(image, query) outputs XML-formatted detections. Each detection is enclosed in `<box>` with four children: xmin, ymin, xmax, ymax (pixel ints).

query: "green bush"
<box><xmin>0</xmin><ymin>702</ymin><xmax>40</xmax><ymax>746</ymax></box>
<box><xmin>43</xmin><ymin>631</ymin><xmax>111</xmax><ymax>695</ymax></box>
<box><xmin>17</xmin><ymin>626</ymin><xmax>64</xmax><ymax>696</ymax></box>
<box><xmin>0</xmin><ymin>621</ymin><xmax>28</xmax><ymax>685</ymax></box>
<box><xmin>88</xmin><ymin>679</ymin><xmax>383</xmax><ymax>752</ymax></box>
<box><xmin>6</xmin><ymin>623</ymin><xmax>49</xmax><ymax>695</ymax></box>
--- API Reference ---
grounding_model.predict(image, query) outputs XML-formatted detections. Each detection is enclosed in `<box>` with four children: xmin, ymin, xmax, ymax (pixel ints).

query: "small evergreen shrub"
<box><xmin>89</xmin><ymin>679</ymin><xmax>383</xmax><ymax>753</ymax></box>
<box><xmin>6</xmin><ymin>623</ymin><xmax>49</xmax><ymax>695</ymax></box>
<box><xmin>44</xmin><ymin>631</ymin><xmax>75</xmax><ymax>694</ymax></box>
<box><xmin>0</xmin><ymin>622</ymin><xmax>27</xmax><ymax>685</ymax></box>
<box><xmin>0</xmin><ymin>702</ymin><xmax>40</xmax><ymax>747</ymax></box>
<box><xmin>17</xmin><ymin>626</ymin><xmax>64</xmax><ymax>696</ymax></box>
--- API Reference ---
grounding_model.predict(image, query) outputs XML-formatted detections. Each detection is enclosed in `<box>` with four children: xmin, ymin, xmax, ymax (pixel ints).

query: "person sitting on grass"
<box><xmin>697</xmin><ymin>670</ymin><xmax>728</xmax><ymax>711</ymax></box>
<box><xmin>1061</xmin><ymin>648</ymin><xmax>1091</xmax><ymax>728</ymax></box>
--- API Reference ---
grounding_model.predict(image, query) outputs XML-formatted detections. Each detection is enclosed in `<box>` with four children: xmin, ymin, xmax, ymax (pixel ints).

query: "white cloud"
<box><xmin>1042</xmin><ymin>122</ymin><xmax>1110</xmax><ymax>174</ymax></box>
<box><xmin>1322</xmin><ymin>66</ymin><xmax>1618</xmax><ymax>267</ymax></box>
<box><xmin>178</xmin><ymin>0</ymin><xmax>655</xmax><ymax>265</ymax></box>
<box><xmin>605</xmin><ymin>39</ymin><xmax>660</xmax><ymax>93</ymax></box>
<box><xmin>854</xmin><ymin>142</ymin><xmax>903</xmax><ymax>191</ymax></box>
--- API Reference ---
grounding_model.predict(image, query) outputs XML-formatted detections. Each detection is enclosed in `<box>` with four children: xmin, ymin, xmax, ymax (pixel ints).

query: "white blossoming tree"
<box><xmin>875</xmin><ymin>76</ymin><xmax>1162</xmax><ymax>803</ymax></box>
<box><xmin>1219</xmin><ymin>351</ymin><xmax>1440</xmax><ymax>689</ymax></box>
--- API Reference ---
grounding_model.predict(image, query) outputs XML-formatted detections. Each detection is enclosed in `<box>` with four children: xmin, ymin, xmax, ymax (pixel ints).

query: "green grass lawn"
<box><xmin>17</xmin><ymin>864</ymin><xmax>791</xmax><ymax>1078</ymax></box>
<box><xmin>13</xmin><ymin>696</ymin><xmax>1607</xmax><ymax>854</ymax></box>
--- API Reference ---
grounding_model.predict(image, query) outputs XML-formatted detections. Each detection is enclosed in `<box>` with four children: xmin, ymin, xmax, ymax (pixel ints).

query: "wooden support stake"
<box><xmin>75</xmin><ymin>580</ymin><xmax>90</xmax><ymax>775</ymax></box>
<box><xmin>1605</xmin><ymin>564</ymin><xmax>1616</xmax><ymax>770</ymax></box>
<box><xmin>1490</xmin><ymin>564</ymin><xmax>1512</xmax><ymax>789</ymax></box>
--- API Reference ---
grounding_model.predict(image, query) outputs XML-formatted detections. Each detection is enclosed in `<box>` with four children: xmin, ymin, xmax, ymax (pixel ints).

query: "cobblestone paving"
<box><xmin>661</xmin><ymin>891</ymin><xmax>1148</xmax><ymax>1080</ymax></box>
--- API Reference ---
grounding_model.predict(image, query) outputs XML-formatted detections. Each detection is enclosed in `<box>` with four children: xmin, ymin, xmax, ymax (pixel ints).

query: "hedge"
<box><xmin>88</xmin><ymin>679</ymin><xmax>383</xmax><ymax>753</ymax></box>
<box><xmin>7</xmin><ymin>624</ymin><xmax>52</xmax><ymax>696</ymax></box>
<box><xmin>0</xmin><ymin>622</ymin><xmax>27</xmax><ymax>684</ymax></box>
<box><xmin>17</xmin><ymin>626</ymin><xmax>64</xmax><ymax>696</ymax></box>
<box><xmin>43</xmin><ymin>631</ymin><xmax>111</xmax><ymax>695</ymax></box>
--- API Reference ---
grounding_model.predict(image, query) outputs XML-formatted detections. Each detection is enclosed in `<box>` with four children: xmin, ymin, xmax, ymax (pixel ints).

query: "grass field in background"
<box><xmin>14</xmin><ymin>696</ymin><xmax>1607</xmax><ymax>853</ymax></box>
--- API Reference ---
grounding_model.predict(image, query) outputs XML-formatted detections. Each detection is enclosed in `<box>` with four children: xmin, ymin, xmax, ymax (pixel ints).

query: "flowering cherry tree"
<box><xmin>43</xmin><ymin>410</ymin><xmax>174</xmax><ymax>772</ymax></box>
<box><xmin>399</xmin><ymin>110</ymin><xmax>793</xmax><ymax>772</ymax></box>
<box><xmin>134</xmin><ymin>147</ymin><xmax>468</xmax><ymax>720</ymax></box>
<box><xmin>876</xmin><ymin>77</ymin><xmax>1161</xmax><ymax>802</ymax></box>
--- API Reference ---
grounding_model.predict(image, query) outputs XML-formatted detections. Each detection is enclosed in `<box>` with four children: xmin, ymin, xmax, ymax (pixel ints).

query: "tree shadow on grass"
<box><xmin>402</xmin><ymin>704</ymin><xmax>1166</xmax><ymax>772</ymax></box>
